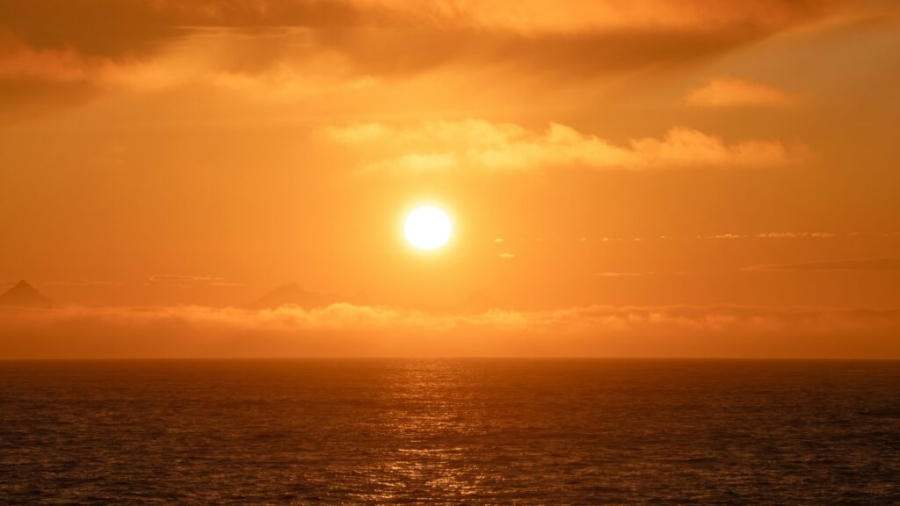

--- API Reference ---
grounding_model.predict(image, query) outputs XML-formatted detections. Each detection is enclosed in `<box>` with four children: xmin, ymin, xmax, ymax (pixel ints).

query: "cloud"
<box><xmin>686</xmin><ymin>76</ymin><xmax>796</xmax><ymax>108</ymax></box>
<box><xmin>0</xmin><ymin>30</ymin><xmax>380</xmax><ymax>117</ymax></box>
<box><xmin>0</xmin><ymin>0</ymin><xmax>846</xmax><ymax>57</ymax></box>
<box><xmin>326</xmin><ymin>120</ymin><xmax>812</xmax><ymax>173</ymax></box>
<box><xmin>0</xmin><ymin>40</ymin><xmax>97</xmax><ymax>82</ymax></box>
<box><xmin>35</xmin><ymin>279</ymin><xmax>124</xmax><ymax>287</ymax></box>
<box><xmin>593</xmin><ymin>272</ymin><xmax>687</xmax><ymax>277</ymax></box>
<box><xmin>1</xmin><ymin>303</ymin><xmax>899</xmax><ymax>359</ymax></box>
<box><xmin>746</xmin><ymin>258</ymin><xmax>900</xmax><ymax>272</ymax></box>
<box><xmin>150</xmin><ymin>274</ymin><xmax>241</xmax><ymax>287</ymax></box>
<box><xmin>701</xmin><ymin>232</ymin><xmax>837</xmax><ymax>240</ymax></box>
<box><xmin>521</xmin><ymin>232</ymin><xmax>847</xmax><ymax>243</ymax></box>
<box><xmin>341</xmin><ymin>0</ymin><xmax>843</xmax><ymax>34</ymax></box>
<box><xmin>0</xmin><ymin>0</ymin><xmax>857</xmax><ymax>112</ymax></box>
<box><xmin>0</xmin><ymin>28</ymin><xmax>378</xmax><ymax>90</ymax></box>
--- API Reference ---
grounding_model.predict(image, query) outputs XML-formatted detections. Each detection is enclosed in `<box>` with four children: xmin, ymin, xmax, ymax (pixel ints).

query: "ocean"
<box><xmin>1</xmin><ymin>359</ymin><xmax>898</xmax><ymax>504</ymax></box>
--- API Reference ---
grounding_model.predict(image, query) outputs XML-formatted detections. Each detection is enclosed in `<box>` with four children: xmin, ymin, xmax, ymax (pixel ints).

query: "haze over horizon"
<box><xmin>2</xmin><ymin>0</ymin><xmax>899</xmax><ymax>358</ymax></box>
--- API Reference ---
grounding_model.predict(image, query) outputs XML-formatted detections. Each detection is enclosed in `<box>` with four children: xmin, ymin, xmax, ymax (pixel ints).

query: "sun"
<box><xmin>404</xmin><ymin>206</ymin><xmax>452</xmax><ymax>250</ymax></box>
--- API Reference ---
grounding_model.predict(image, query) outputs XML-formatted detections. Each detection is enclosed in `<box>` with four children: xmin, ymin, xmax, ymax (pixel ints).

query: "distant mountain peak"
<box><xmin>0</xmin><ymin>280</ymin><xmax>53</xmax><ymax>309</ymax></box>
<box><xmin>12</xmin><ymin>280</ymin><xmax>31</xmax><ymax>290</ymax></box>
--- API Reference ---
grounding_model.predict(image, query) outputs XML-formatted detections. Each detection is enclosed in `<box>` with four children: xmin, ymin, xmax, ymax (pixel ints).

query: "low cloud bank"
<box><xmin>1</xmin><ymin>303</ymin><xmax>898</xmax><ymax>359</ymax></box>
<box><xmin>326</xmin><ymin>120</ymin><xmax>811</xmax><ymax>173</ymax></box>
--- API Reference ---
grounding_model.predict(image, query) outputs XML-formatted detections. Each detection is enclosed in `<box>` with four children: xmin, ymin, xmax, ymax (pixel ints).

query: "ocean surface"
<box><xmin>1</xmin><ymin>359</ymin><xmax>898</xmax><ymax>505</ymax></box>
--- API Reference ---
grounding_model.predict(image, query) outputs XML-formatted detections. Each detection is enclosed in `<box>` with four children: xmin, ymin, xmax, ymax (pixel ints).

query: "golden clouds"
<box><xmin>686</xmin><ymin>77</ymin><xmax>796</xmax><ymax>108</ymax></box>
<box><xmin>0</xmin><ymin>29</ymin><xmax>378</xmax><ymax>95</ymax></box>
<box><xmin>326</xmin><ymin>120</ymin><xmax>811</xmax><ymax>173</ymax></box>
<box><xmin>0</xmin><ymin>0</ymin><xmax>855</xmax><ymax>111</ymax></box>
<box><xmin>337</xmin><ymin>0</ymin><xmax>840</xmax><ymax>33</ymax></box>
<box><xmin>0</xmin><ymin>41</ymin><xmax>93</xmax><ymax>82</ymax></box>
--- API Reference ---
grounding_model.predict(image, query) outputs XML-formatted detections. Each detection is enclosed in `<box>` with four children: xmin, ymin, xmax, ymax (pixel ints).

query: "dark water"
<box><xmin>1</xmin><ymin>360</ymin><xmax>899</xmax><ymax>505</ymax></box>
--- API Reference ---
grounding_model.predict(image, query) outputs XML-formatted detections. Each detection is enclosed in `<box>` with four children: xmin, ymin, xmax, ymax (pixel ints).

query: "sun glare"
<box><xmin>404</xmin><ymin>206</ymin><xmax>452</xmax><ymax>250</ymax></box>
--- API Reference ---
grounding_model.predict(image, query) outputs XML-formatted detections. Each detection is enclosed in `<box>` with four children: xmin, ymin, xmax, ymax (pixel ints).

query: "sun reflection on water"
<box><xmin>355</xmin><ymin>360</ymin><xmax>494</xmax><ymax>502</ymax></box>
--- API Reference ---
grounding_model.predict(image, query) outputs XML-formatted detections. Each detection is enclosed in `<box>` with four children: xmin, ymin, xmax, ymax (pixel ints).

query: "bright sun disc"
<box><xmin>404</xmin><ymin>206</ymin><xmax>452</xmax><ymax>250</ymax></box>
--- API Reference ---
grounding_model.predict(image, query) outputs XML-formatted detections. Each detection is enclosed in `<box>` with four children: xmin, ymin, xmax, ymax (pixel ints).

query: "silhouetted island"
<box><xmin>0</xmin><ymin>280</ymin><xmax>53</xmax><ymax>309</ymax></box>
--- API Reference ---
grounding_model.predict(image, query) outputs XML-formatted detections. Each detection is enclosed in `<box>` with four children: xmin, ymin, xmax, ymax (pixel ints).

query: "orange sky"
<box><xmin>1</xmin><ymin>0</ymin><xmax>899</xmax><ymax>358</ymax></box>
